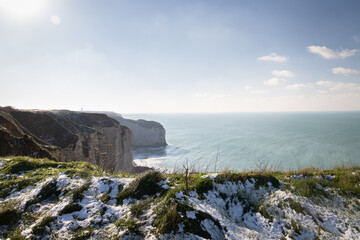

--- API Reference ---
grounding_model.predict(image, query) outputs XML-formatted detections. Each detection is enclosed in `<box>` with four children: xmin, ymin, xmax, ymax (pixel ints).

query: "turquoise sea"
<box><xmin>124</xmin><ymin>112</ymin><xmax>360</xmax><ymax>172</ymax></box>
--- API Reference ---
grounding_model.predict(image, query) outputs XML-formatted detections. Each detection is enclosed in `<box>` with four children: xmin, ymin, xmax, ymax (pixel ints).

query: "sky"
<box><xmin>0</xmin><ymin>0</ymin><xmax>360</xmax><ymax>113</ymax></box>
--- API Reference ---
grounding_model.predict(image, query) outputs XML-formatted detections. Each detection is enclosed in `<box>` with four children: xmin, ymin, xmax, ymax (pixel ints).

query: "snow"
<box><xmin>2</xmin><ymin>166</ymin><xmax>359</xmax><ymax>240</ymax></box>
<box><xmin>186</xmin><ymin>211</ymin><xmax>197</xmax><ymax>219</ymax></box>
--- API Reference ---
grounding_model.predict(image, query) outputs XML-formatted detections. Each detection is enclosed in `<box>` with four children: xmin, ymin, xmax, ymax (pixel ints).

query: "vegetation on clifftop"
<box><xmin>0</xmin><ymin>156</ymin><xmax>359</xmax><ymax>239</ymax></box>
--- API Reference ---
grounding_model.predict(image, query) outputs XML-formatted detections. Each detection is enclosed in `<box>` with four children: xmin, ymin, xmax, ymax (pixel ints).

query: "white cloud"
<box><xmin>307</xmin><ymin>45</ymin><xmax>359</xmax><ymax>59</ymax></box>
<box><xmin>244</xmin><ymin>86</ymin><xmax>269</xmax><ymax>94</ymax></box>
<box><xmin>257</xmin><ymin>53</ymin><xmax>288</xmax><ymax>62</ymax></box>
<box><xmin>315</xmin><ymin>81</ymin><xmax>332</xmax><ymax>87</ymax></box>
<box><xmin>264</xmin><ymin>77</ymin><xmax>287</xmax><ymax>86</ymax></box>
<box><xmin>332</xmin><ymin>67</ymin><xmax>359</xmax><ymax>76</ymax></box>
<box><xmin>272</xmin><ymin>70</ymin><xmax>295</xmax><ymax>78</ymax></box>
<box><xmin>50</xmin><ymin>15</ymin><xmax>61</xmax><ymax>25</ymax></box>
<box><xmin>251</xmin><ymin>90</ymin><xmax>269</xmax><ymax>94</ymax></box>
<box><xmin>285</xmin><ymin>84</ymin><xmax>306</xmax><ymax>90</ymax></box>
<box><xmin>192</xmin><ymin>92</ymin><xmax>232</xmax><ymax>99</ymax></box>
<box><xmin>316</xmin><ymin>81</ymin><xmax>360</xmax><ymax>92</ymax></box>
<box><xmin>193</xmin><ymin>92</ymin><xmax>209</xmax><ymax>98</ymax></box>
<box><xmin>317</xmin><ymin>90</ymin><xmax>327</xmax><ymax>94</ymax></box>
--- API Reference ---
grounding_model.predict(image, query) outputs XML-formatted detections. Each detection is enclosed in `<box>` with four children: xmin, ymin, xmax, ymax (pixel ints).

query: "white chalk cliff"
<box><xmin>104</xmin><ymin>112</ymin><xmax>167</xmax><ymax>148</ymax></box>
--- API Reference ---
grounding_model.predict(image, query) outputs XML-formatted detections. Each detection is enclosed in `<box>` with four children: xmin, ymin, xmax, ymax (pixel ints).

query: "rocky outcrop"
<box><xmin>102</xmin><ymin>112</ymin><xmax>167</xmax><ymax>148</ymax></box>
<box><xmin>0</xmin><ymin>107</ymin><xmax>133</xmax><ymax>172</ymax></box>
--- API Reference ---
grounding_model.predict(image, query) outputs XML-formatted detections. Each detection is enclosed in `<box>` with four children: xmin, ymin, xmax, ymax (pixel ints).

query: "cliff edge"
<box><xmin>0</xmin><ymin>107</ymin><xmax>133</xmax><ymax>172</ymax></box>
<box><xmin>103</xmin><ymin>112</ymin><xmax>167</xmax><ymax>148</ymax></box>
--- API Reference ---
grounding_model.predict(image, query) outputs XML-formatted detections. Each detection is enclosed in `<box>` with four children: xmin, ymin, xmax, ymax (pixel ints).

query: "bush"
<box><xmin>32</xmin><ymin>216</ymin><xmax>56</xmax><ymax>236</ymax></box>
<box><xmin>72</xmin><ymin>182</ymin><xmax>91</xmax><ymax>202</ymax></box>
<box><xmin>130</xmin><ymin>197</ymin><xmax>153</xmax><ymax>217</ymax></box>
<box><xmin>289</xmin><ymin>179</ymin><xmax>328</xmax><ymax>199</ymax></box>
<box><xmin>215</xmin><ymin>171</ymin><xmax>280</xmax><ymax>189</ymax></box>
<box><xmin>0</xmin><ymin>202</ymin><xmax>21</xmax><ymax>226</ymax></box>
<box><xmin>60</xmin><ymin>201</ymin><xmax>83</xmax><ymax>215</ymax></box>
<box><xmin>193</xmin><ymin>177</ymin><xmax>213</xmax><ymax>198</ymax></box>
<box><xmin>1</xmin><ymin>157</ymin><xmax>59</xmax><ymax>175</ymax></box>
<box><xmin>153</xmin><ymin>198</ymin><xmax>223</xmax><ymax>238</ymax></box>
<box><xmin>116</xmin><ymin>171</ymin><xmax>164</xmax><ymax>204</ymax></box>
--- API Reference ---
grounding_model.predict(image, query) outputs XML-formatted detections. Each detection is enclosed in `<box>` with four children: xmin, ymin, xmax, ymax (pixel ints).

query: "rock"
<box><xmin>102</xmin><ymin>112</ymin><xmax>167</xmax><ymax>148</ymax></box>
<box><xmin>0</xmin><ymin>107</ymin><xmax>133</xmax><ymax>172</ymax></box>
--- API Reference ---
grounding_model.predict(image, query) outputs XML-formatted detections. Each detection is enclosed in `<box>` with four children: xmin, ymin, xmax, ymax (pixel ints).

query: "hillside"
<box><xmin>0</xmin><ymin>107</ymin><xmax>133</xmax><ymax>173</ymax></box>
<box><xmin>0</xmin><ymin>157</ymin><xmax>359</xmax><ymax>239</ymax></box>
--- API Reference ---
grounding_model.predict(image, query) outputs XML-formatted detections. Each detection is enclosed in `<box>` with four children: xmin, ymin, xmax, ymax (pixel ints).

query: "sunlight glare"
<box><xmin>0</xmin><ymin>0</ymin><xmax>47</xmax><ymax>19</ymax></box>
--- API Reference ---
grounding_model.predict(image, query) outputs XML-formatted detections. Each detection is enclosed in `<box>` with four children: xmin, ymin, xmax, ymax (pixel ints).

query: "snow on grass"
<box><xmin>186</xmin><ymin>177</ymin><xmax>360</xmax><ymax>240</ymax></box>
<box><xmin>11</xmin><ymin>173</ymin><xmax>137</xmax><ymax>239</ymax></box>
<box><xmin>1</xmin><ymin>157</ymin><xmax>359</xmax><ymax>240</ymax></box>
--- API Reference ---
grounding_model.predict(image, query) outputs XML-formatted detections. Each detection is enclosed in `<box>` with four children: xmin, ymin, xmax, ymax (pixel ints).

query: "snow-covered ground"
<box><xmin>0</xmin><ymin>158</ymin><xmax>359</xmax><ymax>239</ymax></box>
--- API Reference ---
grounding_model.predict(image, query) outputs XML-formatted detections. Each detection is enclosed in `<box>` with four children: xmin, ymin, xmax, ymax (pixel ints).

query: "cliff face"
<box><xmin>0</xmin><ymin>107</ymin><xmax>133</xmax><ymax>172</ymax></box>
<box><xmin>104</xmin><ymin>112</ymin><xmax>167</xmax><ymax>148</ymax></box>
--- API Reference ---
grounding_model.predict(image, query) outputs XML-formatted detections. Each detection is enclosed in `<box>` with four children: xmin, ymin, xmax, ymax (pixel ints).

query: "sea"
<box><xmin>124</xmin><ymin>112</ymin><xmax>360</xmax><ymax>172</ymax></box>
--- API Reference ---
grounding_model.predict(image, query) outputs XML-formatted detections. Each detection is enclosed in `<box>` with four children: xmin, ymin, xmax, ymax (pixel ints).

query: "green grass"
<box><xmin>116</xmin><ymin>171</ymin><xmax>165</xmax><ymax>204</ymax></box>
<box><xmin>71</xmin><ymin>228</ymin><xmax>93</xmax><ymax>240</ymax></box>
<box><xmin>153</xmin><ymin>197</ymin><xmax>223</xmax><ymax>238</ymax></box>
<box><xmin>1</xmin><ymin>156</ymin><xmax>360</xmax><ymax>239</ymax></box>
<box><xmin>0</xmin><ymin>157</ymin><xmax>60</xmax><ymax>175</ymax></box>
<box><xmin>130</xmin><ymin>197</ymin><xmax>154</xmax><ymax>217</ymax></box>
<box><xmin>215</xmin><ymin>170</ymin><xmax>280</xmax><ymax>189</ymax></box>
<box><xmin>287</xmin><ymin>198</ymin><xmax>306</xmax><ymax>214</ymax></box>
<box><xmin>0</xmin><ymin>201</ymin><xmax>21</xmax><ymax>226</ymax></box>
<box><xmin>0</xmin><ymin>157</ymin><xmax>102</xmax><ymax>199</ymax></box>
<box><xmin>191</xmin><ymin>177</ymin><xmax>213</xmax><ymax>199</ymax></box>
<box><xmin>32</xmin><ymin>216</ymin><xmax>57</xmax><ymax>236</ymax></box>
<box><xmin>279</xmin><ymin>167</ymin><xmax>360</xmax><ymax>199</ymax></box>
<box><xmin>25</xmin><ymin>179</ymin><xmax>60</xmax><ymax>209</ymax></box>
<box><xmin>72</xmin><ymin>182</ymin><xmax>91</xmax><ymax>202</ymax></box>
<box><xmin>115</xmin><ymin>218</ymin><xmax>144</xmax><ymax>236</ymax></box>
<box><xmin>60</xmin><ymin>202</ymin><xmax>83</xmax><ymax>215</ymax></box>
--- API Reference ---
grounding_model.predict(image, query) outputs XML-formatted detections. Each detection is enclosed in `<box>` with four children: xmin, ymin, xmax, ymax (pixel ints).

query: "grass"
<box><xmin>0</xmin><ymin>157</ymin><xmax>60</xmax><ymax>175</ymax></box>
<box><xmin>72</xmin><ymin>182</ymin><xmax>91</xmax><ymax>202</ymax></box>
<box><xmin>286</xmin><ymin>198</ymin><xmax>306</xmax><ymax>214</ymax></box>
<box><xmin>1</xmin><ymin>156</ymin><xmax>360</xmax><ymax>239</ymax></box>
<box><xmin>115</xmin><ymin>218</ymin><xmax>144</xmax><ymax>237</ymax></box>
<box><xmin>60</xmin><ymin>202</ymin><xmax>83</xmax><ymax>215</ymax></box>
<box><xmin>32</xmin><ymin>216</ymin><xmax>57</xmax><ymax>236</ymax></box>
<box><xmin>192</xmin><ymin>177</ymin><xmax>213</xmax><ymax>199</ymax></box>
<box><xmin>130</xmin><ymin>197</ymin><xmax>154</xmax><ymax>217</ymax></box>
<box><xmin>0</xmin><ymin>201</ymin><xmax>21</xmax><ymax>226</ymax></box>
<box><xmin>153</xmin><ymin>196</ymin><xmax>223</xmax><ymax>238</ymax></box>
<box><xmin>116</xmin><ymin>171</ymin><xmax>165</xmax><ymax>204</ymax></box>
<box><xmin>71</xmin><ymin>228</ymin><xmax>93</xmax><ymax>240</ymax></box>
<box><xmin>279</xmin><ymin>167</ymin><xmax>360</xmax><ymax>199</ymax></box>
<box><xmin>25</xmin><ymin>179</ymin><xmax>60</xmax><ymax>210</ymax></box>
<box><xmin>0</xmin><ymin>157</ymin><xmax>102</xmax><ymax>199</ymax></box>
<box><xmin>215</xmin><ymin>170</ymin><xmax>280</xmax><ymax>189</ymax></box>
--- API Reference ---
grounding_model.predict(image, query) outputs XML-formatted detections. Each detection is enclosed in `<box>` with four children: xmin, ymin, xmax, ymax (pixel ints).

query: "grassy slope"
<box><xmin>0</xmin><ymin>157</ymin><xmax>359</xmax><ymax>239</ymax></box>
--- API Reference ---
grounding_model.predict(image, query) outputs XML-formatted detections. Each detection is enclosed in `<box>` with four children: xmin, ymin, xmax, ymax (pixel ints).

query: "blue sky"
<box><xmin>0</xmin><ymin>0</ymin><xmax>360</xmax><ymax>113</ymax></box>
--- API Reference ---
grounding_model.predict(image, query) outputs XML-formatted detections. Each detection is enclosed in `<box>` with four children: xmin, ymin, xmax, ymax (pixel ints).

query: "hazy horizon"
<box><xmin>1</xmin><ymin>0</ymin><xmax>360</xmax><ymax>113</ymax></box>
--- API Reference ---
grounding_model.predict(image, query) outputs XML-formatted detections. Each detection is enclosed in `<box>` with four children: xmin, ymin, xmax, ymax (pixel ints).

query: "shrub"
<box><xmin>153</xmin><ymin>198</ymin><xmax>223</xmax><ymax>238</ymax></box>
<box><xmin>287</xmin><ymin>198</ymin><xmax>305</xmax><ymax>214</ymax></box>
<box><xmin>130</xmin><ymin>197</ymin><xmax>153</xmax><ymax>217</ymax></box>
<box><xmin>289</xmin><ymin>179</ymin><xmax>328</xmax><ymax>199</ymax></box>
<box><xmin>215</xmin><ymin>171</ymin><xmax>280</xmax><ymax>189</ymax></box>
<box><xmin>25</xmin><ymin>180</ymin><xmax>60</xmax><ymax>209</ymax></box>
<box><xmin>116</xmin><ymin>171</ymin><xmax>164</xmax><ymax>204</ymax></box>
<box><xmin>0</xmin><ymin>157</ymin><xmax>59</xmax><ymax>175</ymax></box>
<box><xmin>59</xmin><ymin>201</ymin><xmax>83</xmax><ymax>215</ymax></box>
<box><xmin>72</xmin><ymin>182</ymin><xmax>91</xmax><ymax>202</ymax></box>
<box><xmin>0</xmin><ymin>202</ymin><xmax>21</xmax><ymax>226</ymax></box>
<box><xmin>32</xmin><ymin>216</ymin><xmax>56</xmax><ymax>236</ymax></box>
<box><xmin>192</xmin><ymin>177</ymin><xmax>213</xmax><ymax>199</ymax></box>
